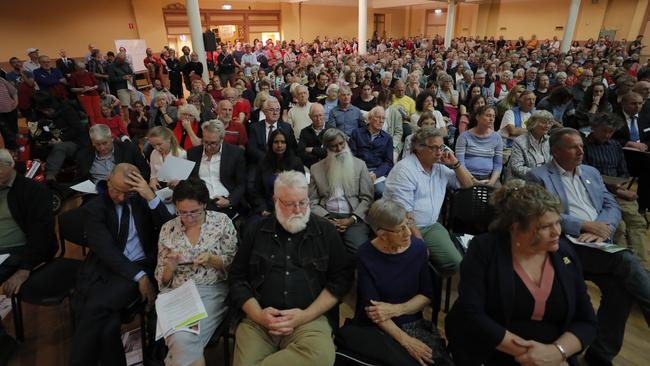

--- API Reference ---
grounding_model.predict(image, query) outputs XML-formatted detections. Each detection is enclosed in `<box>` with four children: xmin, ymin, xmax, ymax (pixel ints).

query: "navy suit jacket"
<box><xmin>445</xmin><ymin>232</ymin><xmax>597</xmax><ymax>365</ymax></box>
<box><xmin>526</xmin><ymin>161</ymin><xmax>621</xmax><ymax>237</ymax></box>
<box><xmin>246</xmin><ymin>120</ymin><xmax>296</xmax><ymax>164</ymax></box>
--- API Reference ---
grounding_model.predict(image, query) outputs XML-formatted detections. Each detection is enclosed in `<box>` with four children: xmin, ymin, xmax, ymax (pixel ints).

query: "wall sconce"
<box><xmin>434</xmin><ymin>9</ymin><xmax>442</xmax><ymax>14</ymax></box>
<box><xmin>222</xmin><ymin>3</ymin><xmax>232</xmax><ymax>10</ymax></box>
<box><xmin>180</xmin><ymin>35</ymin><xmax>187</xmax><ymax>41</ymax></box>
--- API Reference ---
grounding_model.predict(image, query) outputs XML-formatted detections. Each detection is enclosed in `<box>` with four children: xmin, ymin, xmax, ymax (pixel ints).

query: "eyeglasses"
<box><xmin>277</xmin><ymin>198</ymin><xmax>309</xmax><ymax>210</ymax></box>
<box><xmin>380</xmin><ymin>224</ymin><xmax>410</xmax><ymax>235</ymax></box>
<box><xmin>177</xmin><ymin>208</ymin><xmax>204</xmax><ymax>218</ymax></box>
<box><xmin>421</xmin><ymin>144</ymin><xmax>446</xmax><ymax>152</ymax></box>
<box><xmin>203</xmin><ymin>140</ymin><xmax>220</xmax><ymax>148</ymax></box>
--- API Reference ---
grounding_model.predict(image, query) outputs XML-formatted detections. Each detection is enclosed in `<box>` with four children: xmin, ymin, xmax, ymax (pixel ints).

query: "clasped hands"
<box><xmin>255</xmin><ymin>307</ymin><xmax>308</xmax><ymax>336</ymax></box>
<box><xmin>512</xmin><ymin>339</ymin><xmax>569</xmax><ymax>366</ymax></box>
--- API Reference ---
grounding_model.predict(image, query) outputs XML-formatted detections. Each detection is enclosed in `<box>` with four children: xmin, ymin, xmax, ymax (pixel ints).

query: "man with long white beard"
<box><xmin>229</xmin><ymin>171</ymin><xmax>353</xmax><ymax>366</ymax></box>
<box><xmin>309</xmin><ymin>128</ymin><xmax>374</xmax><ymax>253</ymax></box>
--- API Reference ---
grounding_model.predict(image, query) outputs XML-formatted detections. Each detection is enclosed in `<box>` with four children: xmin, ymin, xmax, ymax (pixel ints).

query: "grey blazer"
<box><xmin>526</xmin><ymin>161</ymin><xmax>621</xmax><ymax>237</ymax></box>
<box><xmin>308</xmin><ymin>156</ymin><xmax>374</xmax><ymax>220</ymax></box>
<box><xmin>508</xmin><ymin>132</ymin><xmax>551</xmax><ymax>179</ymax></box>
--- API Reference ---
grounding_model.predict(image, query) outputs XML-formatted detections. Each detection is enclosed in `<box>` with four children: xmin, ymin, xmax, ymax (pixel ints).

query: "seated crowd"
<box><xmin>0</xmin><ymin>33</ymin><xmax>649</xmax><ymax>366</ymax></box>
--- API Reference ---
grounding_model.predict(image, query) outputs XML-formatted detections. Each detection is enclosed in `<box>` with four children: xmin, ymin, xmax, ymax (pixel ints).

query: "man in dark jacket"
<box><xmin>75</xmin><ymin>124</ymin><xmax>150</xmax><ymax>184</ymax></box>
<box><xmin>187</xmin><ymin>120</ymin><xmax>247</xmax><ymax>217</ymax></box>
<box><xmin>297</xmin><ymin>103</ymin><xmax>327</xmax><ymax>168</ymax></box>
<box><xmin>0</xmin><ymin>149</ymin><xmax>56</xmax><ymax>361</ymax></box>
<box><xmin>69</xmin><ymin>163</ymin><xmax>173</xmax><ymax>366</ymax></box>
<box><xmin>31</xmin><ymin>92</ymin><xmax>88</xmax><ymax>182</ymax></box>
<box><xmin>229</xmin><ymin>170</ymin><xmax>353</xmax><ymax>366</ymax></box>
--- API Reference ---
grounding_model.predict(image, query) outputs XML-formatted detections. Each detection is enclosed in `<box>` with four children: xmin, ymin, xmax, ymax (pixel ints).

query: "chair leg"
<box><xmin>223</xmin><ymin>334</ymin><xmax>231</xmax><ymax>366</ymax></box>
<box><xmin>11</xmin><ymin>296</ymin><xmax>24</xmax><ymax>342</ymax></box>
<box><xmin>444</xmin><ymin>277</ymin><xmax>452</xmax><ymax>313</ymax></box>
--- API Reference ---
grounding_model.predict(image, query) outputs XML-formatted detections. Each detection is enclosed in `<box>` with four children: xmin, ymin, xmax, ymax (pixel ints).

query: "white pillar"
<box><xmin>186</xmin><ymin>0</ymin><xmax>209</xmax><ymax>83</ymax></box>
<box><xmin>444</xmin><ymin>0</ymin><xmax>456</xmax><ymax>49</ymax></box>
<box><xmin>561</xmin><ymin>0</ymin><xmax>581</xmax><ymax>54</ymax></box>
<box><xmin>358</xmin><ymin>0</ymin><xmax>368</xmax><ymax>55</ymax></box>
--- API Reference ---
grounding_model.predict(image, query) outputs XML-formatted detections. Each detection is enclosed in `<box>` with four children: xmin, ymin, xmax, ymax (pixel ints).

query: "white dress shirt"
<box><xmin>199</xmin><ymin>150</ymin><xmax>229</xmax><ymax>199</ymax></box>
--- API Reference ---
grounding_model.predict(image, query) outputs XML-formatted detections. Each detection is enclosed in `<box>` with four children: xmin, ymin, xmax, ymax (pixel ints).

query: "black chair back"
<box><xmin>449</xmin><ymin>185</ymin><xmax>495</xmax><ymax>235</ymax></box>
<box><xmin>57</xmin><ymin>207</ymin><xmax>88</xmax><ymax>255</ymax></box>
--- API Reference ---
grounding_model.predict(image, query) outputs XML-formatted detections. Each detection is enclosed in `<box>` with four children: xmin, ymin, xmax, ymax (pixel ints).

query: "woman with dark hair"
<box><xmin>412</xmin><ymin>91</ymin><xmax>446</xmax><ymax>132</ymax></box>
<box><xmin>573</xmin><ymin>82</ymin><xmax>612</xmax><ymax>128</ymax></box>
<box><xmin>424</xmin><ymin>79</ymin><xmax>450</xmax><ymax>117</ymax></box>
<box><xmin>537</xmin><ymin>86</ymin><xmax>574</xmax><ymax>125</ymax></box>
<box><xmin>352</xmin><ymin>81</ymin><xmax>378</xmax><ymax>112</ymax></box>
<box><xmin>155</xmin><ymin>177</ymin><xmax>238</xmax><ymax>366</ymax></box>
<box><xmin>458</xmin><ymin>94</ymin><xmax>487</xmax><ymax>135</ymax></box>
<box><xmin>455</xmin><ymin>105</ymin><xmax>503</xmax><ymax>186</ymax></box>
<box><xmin>445</xmin><ymin>180</ymin><xmax>597</xmax><ymax>366</ymax></box>
<box><xmin>251</xmin><ymin>129</ymin><xmax>305</xmax><ymax>217</ymax></box>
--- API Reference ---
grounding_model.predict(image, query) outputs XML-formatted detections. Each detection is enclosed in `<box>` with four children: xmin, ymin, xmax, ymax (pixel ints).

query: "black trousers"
<box><xmin>69</xmin><ymin>270</ymin><xmax>142</xmax><ymax>366</ymax></box>
<box><xmin>574</xmin><ymin>245</ymin><xmax>650</xmax><ymax>365</ymax></box>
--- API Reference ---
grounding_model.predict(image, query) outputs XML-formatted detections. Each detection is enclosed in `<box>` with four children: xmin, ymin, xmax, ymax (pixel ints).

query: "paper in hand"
<box><xmin>156</xmin><ymin>156</ymin><xmax>195</xmax><ymax>182</ymax></box>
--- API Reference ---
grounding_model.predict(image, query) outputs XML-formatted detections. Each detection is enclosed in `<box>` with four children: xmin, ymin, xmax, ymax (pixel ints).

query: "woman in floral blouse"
<box><xmin>155</xmin><ymin>177</ymin><xmax>238</xmax><ymax>366</ymax></box>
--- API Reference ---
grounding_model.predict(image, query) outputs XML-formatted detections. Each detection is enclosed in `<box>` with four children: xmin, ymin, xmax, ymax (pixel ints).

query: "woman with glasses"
<box><xmin>155</xmin><ymin>177</ymin><xmax>238</xmax><ymax>366</ymax></box>
<box><xmin>250</xmin><ymin>129</ymin><xmax>305</xmax><ymax>220</ymax></box>
<box><xmin>507</xmin><ymin>110</ymin><xmax>553</xmax><ymax>179</ymax></box>
<box><xmin>445</xmin><ymin>180</ymin><xmax>596</xmax><ymax>366</ymax></box>
<box><xmin>342</xmin><ymin>199</ymin><xmax>453</xmax><ymax>366</ymax></box>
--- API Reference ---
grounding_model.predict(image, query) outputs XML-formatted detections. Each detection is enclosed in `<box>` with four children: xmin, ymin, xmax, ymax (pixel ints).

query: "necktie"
<box><xmin>630</xmin><ymin>115</ymin><xmax>640</xmax><ymax>142</ymax></box>
<box><xmin>266</xmin><ymin>125</ymin><xmax>275</xmax><ymax>146</ymax></box>
<box><xmin>118</xmin><ymin>202</ymin><xmax>130</xmax><ymax>249</ymax></box>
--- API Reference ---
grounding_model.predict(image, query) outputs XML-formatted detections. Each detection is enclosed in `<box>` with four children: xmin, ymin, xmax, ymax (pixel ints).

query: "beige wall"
<box><xmin>0</xmin><ymin>0</ymin><xmax>140</xmax><ymax>61</ymax></box>
<box><xmin>293</xmin><ymin>4</ymin><xmax>373</xmax><ymax>41</ymax></box>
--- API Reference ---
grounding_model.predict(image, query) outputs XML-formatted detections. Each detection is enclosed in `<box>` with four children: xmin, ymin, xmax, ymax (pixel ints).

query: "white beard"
<box><xmin>325</xmin><ymin>148</ymin><xmax>356</xmax><ymax>193</ymax></box>
<box><xmin>275</xmin><ymin>202</ymin><xmax>310</xmax><ymax>234</ymax></box>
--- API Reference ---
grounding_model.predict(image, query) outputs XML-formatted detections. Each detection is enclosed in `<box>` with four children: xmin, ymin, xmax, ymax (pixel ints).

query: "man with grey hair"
<box><xmin>526</xmin><ymin>127</ymin><xmax>650</xmax><ymax>365</ymax></box>
<box><xmin>75</xmin><ymin>124</ymin><xmax>149</xmax><ymax>184</ymax></box>
<box><xmin>327</xmin><ymin>85</ymin><xmax>364</xmax><ymax>137</ymax></box>
<box><xmin>297</xmin><ymin>103</ymin><xmax>327</xmax><ymax>168</ymax></box>
<box><xmin>229</xmin><ymin>170</ymin><xmax>353</xmax><ymax>365</ymax></box>
<box><xmin>309</xmin><ymin>128</ymin><xmax>373</xmax><ymax>253</ymax></box>
<box><xmin>188</xmin><ymin>119</ymin><xmax>246</xmax><ymax>217</ymax></box>
<box><xmin>287</xmin><ymin>84</ymin><xmax>312</xmax><ymax>140</ymax></box>
<box><xmin>384</xmin><ymin>127</ymin><xmax>473</xmax><ymax>274</ymax></box>
<box><xmin>0</xmin><ymin>148</ymin><xmax>56</xmax><ymax>357</ymax></box>
<box><xmin>247</xmin><ymin>96</ymin><xmax>297</xmax><ymax>166</ymax></box>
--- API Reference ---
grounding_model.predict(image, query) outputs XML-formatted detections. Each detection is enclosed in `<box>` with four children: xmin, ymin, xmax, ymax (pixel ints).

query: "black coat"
<box><xmin>75</xmin><ymin>141</ymin><xmax>150</xmax><ymax>183</ymax></box>
<box><xmin>56</xmin><ymin>58</ymin><xmax>76</xmax><ymax>76</ymax></box>
<box><xmin>246</xmin><ymin>120</ymin><xmax>297</xmax><ymax>165</ymax></box>
<box><xmin>297</xmin><ymin>126</ymin><xmax>327</xmax><ymax>168</ymax></box>
<box><xmin>251</xmin><ymin>155</ymin><xmax>305</xmax><ymax>213</ymax></box>
<box><xmin>187</xmin><ymin>143</ymin><xmax>247</xmax><ymax>210</ymax></box>
<box><xmin>76</xmin><ymin>183</ymin><xmax>173</xmax><ymax>291</ymax></box>
<box><xmin>613</xmin><ymin>109</ymin><xmax>650</xmax><ymax>146</ymax></box>
<box><xmin>6</xmin><ymin>174</ymin><xmax>57</xmax><ymax>270</ymax></box>
<box><xmin>445</xmin><ymin>232</ymin><xmax>597</xmax><ymax>366</ymax></box>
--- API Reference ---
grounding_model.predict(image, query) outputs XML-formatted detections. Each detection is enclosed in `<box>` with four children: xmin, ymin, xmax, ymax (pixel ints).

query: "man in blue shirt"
<box><xmin>384</xmin><ymin>127</ymin><xmax>473</xmax><ymax>275</ymax></box>
<box><xmin>349</xmin><ymin>106</ymin><xmax>393</xmax><ymax>195</ymax></box>
<box><xmin>326</xmin><ymin>86</ymin><xmax>364</xmax><ymax>136</ymax></box>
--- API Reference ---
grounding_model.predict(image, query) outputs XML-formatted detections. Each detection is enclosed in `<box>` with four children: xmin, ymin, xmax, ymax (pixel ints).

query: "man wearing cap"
<box><xmin>23</xmin><ymin>48</ymin><xmax>41</xmax><ymax>73</ymax></box>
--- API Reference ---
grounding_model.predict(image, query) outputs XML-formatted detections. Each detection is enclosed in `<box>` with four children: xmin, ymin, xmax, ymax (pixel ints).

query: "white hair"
<box><xmin>89</xmin><ymin>124</ymin><xmax>112</xmax><ymax>141</ymax></box>
<box><xmin>178</xmin><ymin>103</ymin><xmax>201</xmax><ymax>122</ymax></box>
<box><xmin>274</xmin><ymin>171</ymin><xmax>308</xmax><ymax>192</ymax></box>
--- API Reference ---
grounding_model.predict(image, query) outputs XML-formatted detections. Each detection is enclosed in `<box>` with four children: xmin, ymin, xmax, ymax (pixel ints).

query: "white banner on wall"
<box><xmin>114</xmin><ymin>39</ymin><xmax>148</xmax><ymax>73</ymax></box>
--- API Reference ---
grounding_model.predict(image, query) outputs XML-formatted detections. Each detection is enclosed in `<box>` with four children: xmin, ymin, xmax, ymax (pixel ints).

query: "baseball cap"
<box><xmin>27</xmin><ymin>48</ymin><xmax>39</xmax><ymax>54</ymax></box>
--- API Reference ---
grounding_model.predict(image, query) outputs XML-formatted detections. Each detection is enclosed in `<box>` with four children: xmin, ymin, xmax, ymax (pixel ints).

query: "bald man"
<box><xmin>298</xmin><ymin>103</ymin><xmax>328</xmax><ymax>167</ymax></box>
<box><xmin>70</xmin><ymin>163</ymin><xmax>173</xmax><ymax>366</ymax></box>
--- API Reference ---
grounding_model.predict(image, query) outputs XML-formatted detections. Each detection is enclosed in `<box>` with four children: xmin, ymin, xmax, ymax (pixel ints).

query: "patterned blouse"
<box><xmin>155</xmin><ymin>211</ymin><xmax>238</xmax><ymax>289</ymax></box>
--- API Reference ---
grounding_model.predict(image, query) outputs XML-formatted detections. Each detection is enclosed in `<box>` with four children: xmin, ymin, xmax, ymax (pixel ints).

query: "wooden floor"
<box><xmin>5</xmin><ymin>200</ymin><xmax>650</xmax><ymax>365</ymax></box>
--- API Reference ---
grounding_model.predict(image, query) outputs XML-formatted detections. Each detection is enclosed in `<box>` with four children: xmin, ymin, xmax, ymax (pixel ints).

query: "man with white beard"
<box><xmin>229</xmin><ymin>171</ymin><xmax>353</xmax><ymax>366</ymax></box>
<box><xmin>309</xmin><ymin>128</ymin><xmax>374</xmax><ymax>253</ymax></box>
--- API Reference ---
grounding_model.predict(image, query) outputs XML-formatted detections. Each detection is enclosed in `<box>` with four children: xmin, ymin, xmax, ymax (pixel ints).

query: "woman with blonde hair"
<box><xmin>446</xmin><ymin>180</ymin><xmax>597</xmax><ymax>365</ymax></box>
<box><xmin>496</xmin><ymin>84</ymin><xmax>525</xmax><ymax>130</ymax></box>
<box><xmin>147</xmin><ymin>126</ymin><xmax>187</xmax><ymax>190</ymax></box>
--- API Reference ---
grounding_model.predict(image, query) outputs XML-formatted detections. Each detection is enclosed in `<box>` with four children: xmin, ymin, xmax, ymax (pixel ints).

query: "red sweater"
<box><xmin>94</xmin><ymin>115</ymin><xmax>128</xmax><ymax>139</ymax></box>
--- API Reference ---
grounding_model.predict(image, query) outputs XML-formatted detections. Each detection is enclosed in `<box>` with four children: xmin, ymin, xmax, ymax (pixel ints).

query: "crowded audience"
<box><xmin>1</xmin><ymin>31</ymin><xmax>649</xmax><ymax>366</ymax></box>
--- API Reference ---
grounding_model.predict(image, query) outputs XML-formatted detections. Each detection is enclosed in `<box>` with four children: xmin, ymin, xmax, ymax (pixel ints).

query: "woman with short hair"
<box><xmin>344</xmin><ymin>199</ymin><xmax>453</xmax><ymax>366</ymax></box>
<box><xmin>508</xmin><ymin>110</ymin><xmax>553</xmax><ymax>179</ymax></box>
<box><xmin>174</xmin><ymin>103</ymin><xmax>202</xmax><ymax>150</ymax></box>
<box><xmin>445</xmin><ymin>180</ymin><xmax>597</xmax><ymax>366</ymax></box>
<box><xmin>155</xmin><ymin>177</ymin><xmax>238</xmax><ymax>366</ymax></box>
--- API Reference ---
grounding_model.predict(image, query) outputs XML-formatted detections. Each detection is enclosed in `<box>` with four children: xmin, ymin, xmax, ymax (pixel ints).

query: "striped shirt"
<box><xmin>583</xmin><ymin>139</ymin><xmax>628</xmax><ymax>178</ymax></box>
<box><xmin>455</xmin><ymin>131</ymin><xmax>504</xmax><ymax>177</ymax></box>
